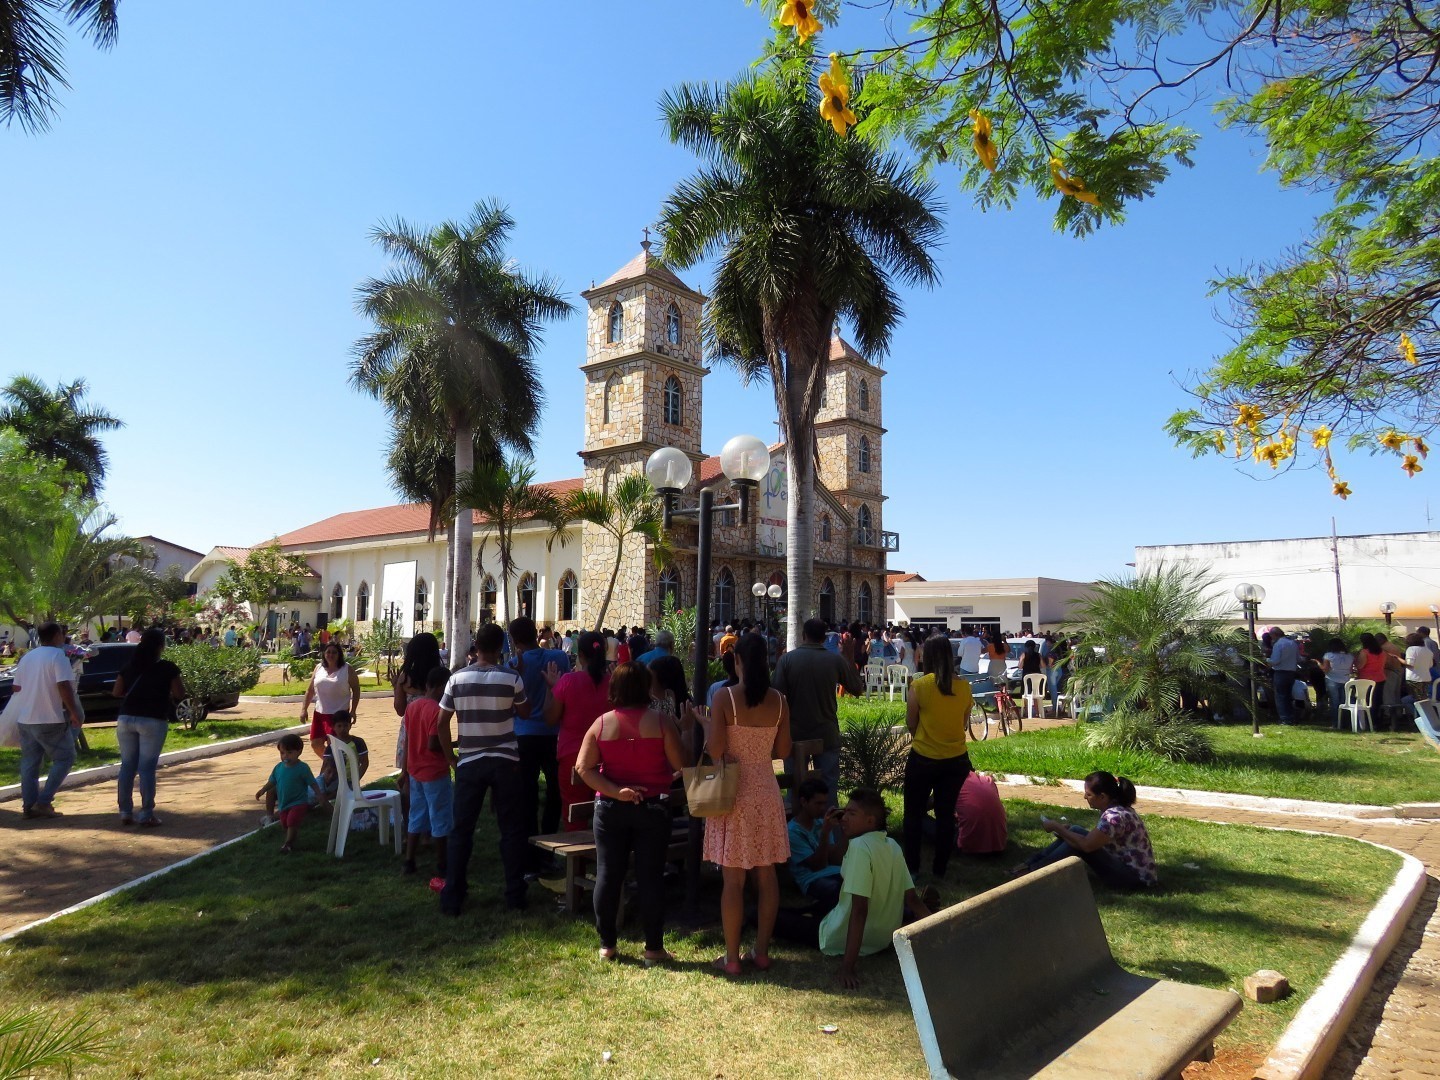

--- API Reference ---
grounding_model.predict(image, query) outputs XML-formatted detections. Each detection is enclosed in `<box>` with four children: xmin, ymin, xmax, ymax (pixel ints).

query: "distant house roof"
<box><xmin>268</xmin><ymin>479</ymin><xmax>585</xmax><ymax>548</ymax></box>
<box><xmin>213</xmin><ymin>546</ymin><xmax>252</xmax><ymax>560</ymax></box>
<box><xmin>134</xmin><ymin>536</ymin><xmax>205</xmax><ymax>559</ymax></box>
<box><xmin>887</xmin><ymin>572</ymin><xmax>925</xmax><ymax>593</ymax></box>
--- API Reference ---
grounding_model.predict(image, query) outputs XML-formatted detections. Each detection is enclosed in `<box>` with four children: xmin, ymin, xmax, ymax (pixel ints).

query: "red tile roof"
<box><xmin>886</xmin><ymin>572</ymin><xmax>925</xmax><ymax>592</ymax></box>
<box><xmin>697</xmin><ymin>444</ymin><xmax>785</xmax><ymax>487</ymax></box>
<box><xmin>268</xmin><ymin>479</ymin><xmax>584</xmax><ymax>548</ymax></box>
<box><xmin>213</xmin><ymin>546</ymin><xmax>252</xmax><ymax>560</ymax></box>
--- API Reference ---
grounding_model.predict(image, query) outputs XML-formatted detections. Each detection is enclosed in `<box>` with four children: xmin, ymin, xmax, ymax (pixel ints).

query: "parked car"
<box><xmin>0</xmin><ymin>643</ymin><xmax>240</xmax><ymax>721</ymax></box>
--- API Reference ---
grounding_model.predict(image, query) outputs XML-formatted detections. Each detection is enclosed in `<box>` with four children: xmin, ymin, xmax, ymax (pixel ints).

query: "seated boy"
<box><xmin>819</xmin><ymin>788</ymin><xmax>933</xmax><ymax>989</ymax></box>
<box><xmin>317</xmin><ymin>710</ymin><xmax>368</xmax><ymax>798</ymax></box>
<box><xmin>787</xmin><ymin>777</ymin><xmax>846</xmax><ymax>911</ymax></box>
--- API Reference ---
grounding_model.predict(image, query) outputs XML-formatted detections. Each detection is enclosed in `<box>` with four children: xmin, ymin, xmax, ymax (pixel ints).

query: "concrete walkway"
<box><xmin>995</xmin><ymin>782</ymin><xmax>1440</xmax><ymax>1079</ymax></box>
<box><xmin>0</xmin><ymin>698</ymin><xmax>402</xmax><ymax>937</ymax></box>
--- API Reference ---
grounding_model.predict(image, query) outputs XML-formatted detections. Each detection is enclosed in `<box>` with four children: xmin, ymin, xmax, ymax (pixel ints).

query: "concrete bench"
<box><xmin>893</xmin><ymin>857</ymin><xmax>1241</xmax><ymax>1079</ymax></box>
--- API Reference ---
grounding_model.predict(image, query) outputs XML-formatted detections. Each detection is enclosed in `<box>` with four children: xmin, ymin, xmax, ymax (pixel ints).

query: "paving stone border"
<box><xmin>0</xmin><ymin>724</ymin><xmax>308</xmax><ymax>804</ymax></box>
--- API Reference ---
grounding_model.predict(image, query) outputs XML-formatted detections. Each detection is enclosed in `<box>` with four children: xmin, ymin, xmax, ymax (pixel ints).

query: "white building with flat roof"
<box><xmin>1134</xmin><ymin>530</ymin><xmax>1440</xmax><ymax>629</ymax></box>
<box><xmin>888</xmin><ymin>577</ymin><xmax>1098</xmax><ymax>636</ymax></box>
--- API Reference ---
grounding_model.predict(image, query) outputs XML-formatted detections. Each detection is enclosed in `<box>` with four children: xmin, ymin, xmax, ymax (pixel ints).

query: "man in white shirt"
<box><xmin>12</xmin><ymin>621</ymin><xmax>85</xmax><ymax>819</ymax></box>
<box><xmin>956</xmin><ymin>628</ymin><xmax>983</xmax><ymax>675</ymax></box>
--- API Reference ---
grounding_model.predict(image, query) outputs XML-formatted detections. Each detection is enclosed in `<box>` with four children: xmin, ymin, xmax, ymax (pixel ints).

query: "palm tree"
<box><xmin>0</xmin><ymin>375</ymin><xmax>123</xmax><ymax>496</ymax></box>
<box><xmin>0</xmin><ymin>0</ymin><xmax>118</xmax><ymax>133</ymax></box>
<box><xmin>564</xmin><ymin>474</ymin><xmax>670</xmax><ymax>632</ymax></box>
<box><xmin>455</xmin><ymin>456</ymin><xmax>571</xmax><ymax>625</ymax></box>
<box><xmin>658</xmin><ymin>64</ymin><xmax>943</xmax><ymax>647</ymax></box>
<box><xmin>352</xmin><ymin>200</ymin><xmax>571</xmax><ymax>653</ymax></box>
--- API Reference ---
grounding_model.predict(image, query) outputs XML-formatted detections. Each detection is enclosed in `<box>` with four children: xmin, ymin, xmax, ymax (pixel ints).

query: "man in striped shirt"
<box><xmin>438</xmin><ymin>622</ymin><xmax>531</xmax><ymax>915</ymax></box>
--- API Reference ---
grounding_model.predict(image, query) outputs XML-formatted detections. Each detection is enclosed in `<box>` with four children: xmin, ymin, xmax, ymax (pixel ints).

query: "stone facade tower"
<box><xmin>815</xmin><ymin>335</ymin><xmax>888</xmax><ymax>623</ymax></box>
<box><xmin>576</xmin><ymin>242</ymin><xmax>707</xmax><ymax>629</ymax></box>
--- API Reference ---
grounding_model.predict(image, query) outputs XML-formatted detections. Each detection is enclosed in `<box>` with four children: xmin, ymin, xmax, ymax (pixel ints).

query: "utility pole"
<box><xmin>1331</xmin><ymin>518</ymin><xmax>1346</xmax><ymax>631</ymax></box>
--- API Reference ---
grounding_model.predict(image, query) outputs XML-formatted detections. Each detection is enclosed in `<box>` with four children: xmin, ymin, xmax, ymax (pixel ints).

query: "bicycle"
<box><xmin>967</xmin><ymin>677</ymin><xmax>1023</xmax><ymax>741</ymax></box>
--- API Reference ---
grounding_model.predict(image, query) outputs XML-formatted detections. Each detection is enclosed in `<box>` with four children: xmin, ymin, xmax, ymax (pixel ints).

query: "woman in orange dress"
<box><xmin>703</xmin><ymin>632</ymin><xmax>792</xmax><ymax>976</ymax></box>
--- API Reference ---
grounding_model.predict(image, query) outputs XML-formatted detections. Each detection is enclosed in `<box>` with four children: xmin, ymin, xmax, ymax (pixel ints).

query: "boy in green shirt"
<box><xmin>819</xmin><ymin>788</ymin><xmax>933</xmax><ymax>989</ymax></box>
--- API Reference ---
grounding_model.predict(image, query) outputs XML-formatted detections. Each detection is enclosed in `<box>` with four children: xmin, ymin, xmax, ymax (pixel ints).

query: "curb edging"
<box><xmin>0</xmin><ymin>724</ymin><xmax>308</xmax><ymax>804</ymax></box>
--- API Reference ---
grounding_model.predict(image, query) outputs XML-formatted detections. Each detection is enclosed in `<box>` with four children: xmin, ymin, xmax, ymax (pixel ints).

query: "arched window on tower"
<box><xmin>665</xmin><ymin>303</ymin><xmax>681</xmax><ymax>345</ymax></box>
<box><xmin>857</xmin><ymin>581</ymin><xmax>873</xmax><ymax>624</ymax></box>
<box><xmin>859</xmin><ymin>378</ymin><xmax>870</xmax><ymax>411</ymax></box>
<box><xmin>858</xmin><ymin>435</ymin><xmax>871</xmax><ymax>474</ymax></box>
<box><xmin>659</xmin><ymin>567</ymin><xmax>681</xmax><ymax>612</ymax></box>
<box><xmin>603</xmin><ymin>374</ymin><xmax>617</xmax><ymax>423</ymax></box>
<box><xmin>415</xmin><ymin>578</ymin><xmax>429</xmax><ymax>624</ymax></box>
<box><xmin>663</xmin><ymin>376</ymin><xmax>682</xmax><ymax>425</ymax></box>
<box><xmin>518</xmin><ymin>573</ymin><xmax>537</xmax><ymax>621</ymax></box>
<box><xmin>858</xmin><ymin>504</ymin><xmax>874</xmax><ymax>546</ymax></box>
<box><xmin>608</xmin><ymin>301</ymin><xmax>624</xmax><ymax>343</ymax></box>
<box><xmin>330</xmin><ymin>583</ymin><xmax>344</xmax><ymax>622</ymax></box>
<box><xmin>820</xmin><ymin>514</ymin><xmax>831</xmax><ymax>542</ymax></box>
<box><xmin>558</xmin><ymin>571</ymin><xmax>578</xmax><ymax>622</ymax></box>
<box><xmin>819</xmin><ymin>578</ymin><xmax>836</xmax><ymax>623</ymax></box>
<box><xmin>356</xmin><ymin>582</ymin><xmax>370</xmax><ymax>623</ymax></box>
<box><xmin>713</xmin><ymin>567</ymin><xmax>735</xmax><ymax>627</ymax></box>
<box><xmin>602</xmin><ymin>462</ymin><xmax>617</xmax><ymax>498</ymax></box>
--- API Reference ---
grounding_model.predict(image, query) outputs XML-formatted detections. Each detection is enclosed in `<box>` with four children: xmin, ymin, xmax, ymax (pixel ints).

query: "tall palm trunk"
<box><xmin>593</xmin><ymin>534</ymin><xmax>625</xmax><ymax>632</ymax></box>
<box><xmin>774</xmin><ymin>329</ymin><xmax>829</xmax><ymax>651</ymax></box>
<box><xmin>451</xmin><ymin>425</ymin><xmax>474</xmax><ymax>653</ymax></box>
<box><xmin>442</xmin><ymin>525</ymin><xmax>454</xmax><ymax>639</ymax></box>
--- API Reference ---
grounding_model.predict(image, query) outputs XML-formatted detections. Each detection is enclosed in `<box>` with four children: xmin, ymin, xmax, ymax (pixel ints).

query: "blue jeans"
<box><xmin>1048</xmin><ymin>667</ymin><xmax>1067</xmax><ymax>708</ymax></box>
<box><xmin>19</xmin><ymin>722</ymin><xmax>76</xmax><ymax>811</ymax></box>
<box><xmin>1025</xmin><ymin>828</ymin><xmax>1145</xmax><ymax>890</ymax></box>
<box><xmin>116</xmin><ymin>715</ymin><xmax>169</xmax><ymax>821</ymax></box>
<box><xmin>1326</xmin><ymin>681</ymin><xmax>1346</xmax><ymax>729</ymax></box>
<box><xmin>1273</xmin><ymin>671</ymin><xmax>1299</xmax><ymax>725</ymax></box>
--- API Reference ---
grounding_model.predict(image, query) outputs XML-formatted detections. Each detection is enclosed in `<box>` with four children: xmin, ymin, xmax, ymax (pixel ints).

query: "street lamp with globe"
<box><xmin>1430</xmin><ymin>604</ymin><xmax>1439</xmax><ymax>635</ymax></box>
<box><xmin>1380</xmin><ymin>601</ymin><xmax>1397</xmax><ymax>628</ymax></box>
<box><xmin>1234</xmin><ymin>582</ymin><xmax>1266</xmax><ymax>736</ymax></box>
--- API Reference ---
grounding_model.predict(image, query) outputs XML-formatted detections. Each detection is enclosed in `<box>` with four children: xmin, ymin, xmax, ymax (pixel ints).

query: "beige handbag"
<box><xmin>682</xmin><ymin>754</ymin><xmax>738</xmax><ymax>817</ymax></box>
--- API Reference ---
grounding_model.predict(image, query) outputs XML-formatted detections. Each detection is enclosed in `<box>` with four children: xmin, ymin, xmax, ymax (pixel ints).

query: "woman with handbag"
<box><xmin>575</xmin><ymin>662</ymin><xmax>685</xmax><ymax>964</ymax></box>
<box><xmin>111</xmin><ymin>628</ymin><xmax>186</xmax><ymax>826</ymax></box>
<box><xmin>702</xmin><ymin>632</ymin><xmax>792</xmax><ymax>976</ymax></box>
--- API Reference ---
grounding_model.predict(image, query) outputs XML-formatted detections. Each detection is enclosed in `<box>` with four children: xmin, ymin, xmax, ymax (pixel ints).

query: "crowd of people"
<box><xmin>1264</xmin><ymin>624</ymin><xmax>1440</xmax><ymax>729</ymax></box>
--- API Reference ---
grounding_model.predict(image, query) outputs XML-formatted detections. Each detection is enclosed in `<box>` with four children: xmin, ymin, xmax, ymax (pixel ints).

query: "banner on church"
<box><xmin>756</xmin><ymin>456</ymin><xmax>787</xmax><ymax>558</ymax></box>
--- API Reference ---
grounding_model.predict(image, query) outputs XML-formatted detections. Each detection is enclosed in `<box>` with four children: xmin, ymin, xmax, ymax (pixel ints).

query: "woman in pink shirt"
<box><xmin>544</xmin><ymin>632</ymin><xmax>611</xmax><ymax>831</ymax></box>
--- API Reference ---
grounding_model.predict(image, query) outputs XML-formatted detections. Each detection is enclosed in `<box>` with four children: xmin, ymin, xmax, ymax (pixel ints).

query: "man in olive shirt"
<box><xmin>773</xmin><ymin>618</ymin><xmax>865</xmax><ymax>804</ymax></box>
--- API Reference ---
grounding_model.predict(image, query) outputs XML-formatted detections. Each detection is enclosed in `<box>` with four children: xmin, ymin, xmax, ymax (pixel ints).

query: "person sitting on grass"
<box><xmin>787</xmin><ymin>777</ymin><xmax>846</xmax><ymax>911</ymax></box>
<box><xmin>820</xmin><ymin>788</ymin><xmax>934</xmax><ymax>990</ymax></box>
<box><xmin>316</xmin><ymin>710</ymin><xmax>367</xmax><ymax>799</ymax></box>
<box><xmin>256</xmin><ymin>733</ymin><xmax>327</xmax><ymax>853</ymax></box>
<box><xmin>954</xmin><ymin>770</ymin><xmax>1008</xmax><ymax>856</ymax></box>
<box><xmin>1012</xmin><ymin>771</ymin><xmax>1157</xmax><ymax>889</ymax></box>
<box><xmin>403</xmin><ymin>666</ymin><xmax>452</xmax><ymax>886</ymax></box>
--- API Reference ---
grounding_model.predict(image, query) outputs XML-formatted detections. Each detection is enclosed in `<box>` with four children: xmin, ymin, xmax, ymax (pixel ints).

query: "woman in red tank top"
<box><xmin>576</xmin><ymin>662</ymin><xmax>685</xmax><ymax>964</ymax></box>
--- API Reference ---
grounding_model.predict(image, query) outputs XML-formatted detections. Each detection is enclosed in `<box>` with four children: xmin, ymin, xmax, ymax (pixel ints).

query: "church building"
<box><xmin>187</xmin><ymin>245</ymin><xmax>896</xmax><ymax>636</ymax></box>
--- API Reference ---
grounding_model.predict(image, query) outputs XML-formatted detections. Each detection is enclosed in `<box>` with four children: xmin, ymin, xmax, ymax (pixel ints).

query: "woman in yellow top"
<box><xmin>903</xmin><ymin>634</ymin><xmax>975</xmax><ymax>877</ymax></box>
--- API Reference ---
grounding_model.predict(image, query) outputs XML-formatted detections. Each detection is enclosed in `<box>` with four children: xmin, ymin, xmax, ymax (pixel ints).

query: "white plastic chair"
<box><xmin>864</xmin><ymin>661</ymin><xmax>886</xmax><ymax>697</ymax></box>
<box><xmin>1338</xmin><ymin>679</ymin><xmax>1376</xmax><ymax>733</ymax></box>
<box><xmin>886</xmin><ymin>664</ymin><xmax>912</xmax><ymax>701</ymax></box>
<box><xmin>1022</xmin><ymin>673</ymin><xmax>1048</xmax><ymax>720</ymax></box>
<box><xmin>1414</xmin><ymin>699</ymin><xmax>1440</xmax><ymax>752</ymax></box>
<box><xmin>327</xmin><ymin>734</ymin><xmax>403</xmax><ymax>857</ymax></box>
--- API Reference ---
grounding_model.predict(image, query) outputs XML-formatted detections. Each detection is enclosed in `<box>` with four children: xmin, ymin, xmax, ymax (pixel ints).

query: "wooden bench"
<box><xmin>893</xmin><ymin>857</ymin><xmax>1241</xmax><ymax>1079</ymax></box>
<box><xmin>531</xmin><ymin>817</ymin><xmax>691</xmax><ymax>915</ymax></box>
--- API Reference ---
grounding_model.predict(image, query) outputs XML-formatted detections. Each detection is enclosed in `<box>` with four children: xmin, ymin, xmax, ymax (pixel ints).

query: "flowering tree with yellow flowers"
<box><xmin>657</xmin><ymin>50</ymin><xmax>942</xmax><ymax>649</ymax></box>
<box><xmin>752</xmin><ymin>0</ymin><xmax>1440</xmax><ymax>500</ymax></box>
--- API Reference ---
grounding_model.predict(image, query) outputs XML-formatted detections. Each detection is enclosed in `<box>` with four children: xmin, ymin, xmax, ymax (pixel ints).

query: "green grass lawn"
<box><xmin>0</xmin><ymin>798</ymin><xmax>1398</xmax><ymax>1077</ymax></box>
<box><xmin>838</xmin><ymin>699</ymin><xmax>1440</xmax><ymax>805</ymax></box>
<box><xmin>242</xmin><ymin>677</ymin><xmax>395</xmax><ymax>697</ymax></box>
<box><xmin>0</xmin><ymin>719</ymin><xmax>297</xmax><ymax>788</ymax></box>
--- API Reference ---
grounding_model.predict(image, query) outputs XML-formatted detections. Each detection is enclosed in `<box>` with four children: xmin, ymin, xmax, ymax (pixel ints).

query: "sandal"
<box><xmin>712</xmin><ymin>956</ymin><xmax>742</xmax><ymax>977</ymax></box>
<box><xmin>139</xmin><ymin>817</ymin><xmax>163</xmax><ymax>828</ymax></box>
<box><xmin>279</xmin><ymin>842</ymin><xmax>293</xmax><ymax>854</ymax></box>
<box><xmin>643</xmin><ymin>950</ymin><xmax>675</xmax><ymax>968</ymax></box>
<box><xmin>599</xmin><ymin>947</ymin><xmax>618</xmax><ymax>962</ymax></box>
<box><xmin>742</xmin><ymin>950</ymin><xmax>773</xmax><ymax>971</ymax></box>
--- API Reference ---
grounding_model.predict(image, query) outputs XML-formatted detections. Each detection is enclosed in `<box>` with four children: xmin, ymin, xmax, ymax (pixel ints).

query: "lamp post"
<box><xmin>751</xmin><ymin>581</ymin><xmax>784</xmax><ymax>627</ymax></box>
<box><xmin>1234</xmin><ymin>582</ymin><xmax>1266</xmax><ymax>737</ymax></box>
<box><xmin>647</xmin><ymin>435</ymin><xmax>770</xmax><ymax>906</ymax></box>
<box><xmin>1430</xmin><ymin>604</ymin><xmax>1439</xmax><ymax>635</ymax></box>
<box><xmin>1380</xmin><ymin>601</ymin><xmax>1396</xmax><ymax>628</ymax></box>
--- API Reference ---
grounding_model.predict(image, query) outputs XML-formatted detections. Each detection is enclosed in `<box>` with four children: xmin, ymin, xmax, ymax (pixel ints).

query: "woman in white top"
<box><xmin>1404</xmin><ymin>633</ymin><xmax>1435</xmax><ymax>704</ymax></box>
<box><xmin>894</xmin><ymin>631</ymin><xmax>917</xmax><ymax>675</ymax></box>
<box><xmin>302</xmin><ymin>642</ymin><xmax>361</xmax><ymax>757</ymax></box>
<box><xmin>1319</xmin><ymin>637</ymin><xmax>1354</xmax><ymax>730</ymax></box>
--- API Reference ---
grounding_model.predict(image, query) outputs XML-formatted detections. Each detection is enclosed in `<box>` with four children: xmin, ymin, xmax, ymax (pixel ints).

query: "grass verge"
<box><xmin>0</xmin><ymin>797</ymin><xmax>1398</xmax><ymax>1077</ymax></box>
<box><xmin>0</xmin><ymin>719</ymin><xmax>297</xmax><ymax>788</ymax></box>
<box><xmin>241</xmin><ymin>678</ymin><xmax>395</xmax><ymax>697</ymax></box>
<box><xmin>838</xmin><ymin>699</ymin><xmax>1440</xmax><ymax>805</ymax></box>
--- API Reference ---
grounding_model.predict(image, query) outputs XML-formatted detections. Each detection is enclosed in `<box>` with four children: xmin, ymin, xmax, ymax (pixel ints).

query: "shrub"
<box><xmin>840</xmin><ymin>712</ymin><xmax>909</xmax><ymax>792</ymax></box>
<box><xmin>278</xmin><ymin>647</ymin><xmax>317</xmax><ymax>683</ymax></box>
<box><xmin>1081</xmin><ymin>706</ymin><xmax>1215</xmax><ymax>763</ymax></box>
<box><xmin>167</xmin><ymin>644</ymin><xmax>262</xmax><ymax>728</ymax></box>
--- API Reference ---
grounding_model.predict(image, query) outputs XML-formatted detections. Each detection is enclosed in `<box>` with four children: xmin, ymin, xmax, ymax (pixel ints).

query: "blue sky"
<box><xmin>2</xmin><ymin>1</ymin><xmax>1430</xmax><ymax>582</ymax></box>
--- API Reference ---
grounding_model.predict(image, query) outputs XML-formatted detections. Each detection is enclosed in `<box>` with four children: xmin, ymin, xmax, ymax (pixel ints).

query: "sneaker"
<box><xmin>31</xmin><ymin>803</ymin><xmax>61</xmax><ymax>819</ymax></box>
<box><xmin>428</xmin><ymin>877</ymin><xmax>445</xmax><ymax>892</ymax></box>
<box><xmin>259</xmin><ymin>813</ymin><xmax>276</xmax><ymax>827</ymax></box>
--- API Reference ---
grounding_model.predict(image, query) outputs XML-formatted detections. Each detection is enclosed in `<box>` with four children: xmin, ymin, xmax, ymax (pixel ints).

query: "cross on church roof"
<box><xmin>641</xmin><ymin>227</ymin><xmax>651</xmax><ymax>251</ymax></box>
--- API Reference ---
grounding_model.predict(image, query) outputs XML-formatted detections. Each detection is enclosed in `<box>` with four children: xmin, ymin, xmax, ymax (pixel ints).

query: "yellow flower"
<box><xmin>1233</xmin><ymin>403</ymin><xmax>1265</xmax><ymax>430</ymax></box>
<box><xmin>1401</xmin><ymin>333</ymin><xmax>1418</xmax><ymax>366</ymax></box>
<box><xmin>779</xmin><ymin>0</ymin><xmax>822</xmax><ymax>43</ymax></box>
<box><xmin>1415</xmin><ymin>437</ymin><xmax>1429</xmax><ymax>459</ymax></box>
<box><xmin>1212</xmin><ymin>430</ymin><xmax>1226</xmax><ymax>453</ymax></box>
<box><xmin>969</xmin><ymin>109</ymin><xmax>998</xmax><ymax>172</ymax></box>
<box><xmin>1379</xmin><ymin>430</ymin><xmax>1406</xmax><ymax>452</ymax></box>
<box><xmin>1254</xmin><ymin>440</ymin><xmax>1290</xmax><ymax>469</ymax></box>
<box><xmin>818</xmin><ymin>54</ymin><xmax>856</xmax><ymax>136</ymax></box>
<box><xmin>1310</xmin><ymin>425</ymin><xmax>1332</xmax><ymax>449</ymax></box>
<box><xmin>1403</xmin><ymin>454</ymin><xmax>1424</xmax><ymax>477</ymax></box>
<box><xmin>1049</xmin><ymin>158</ymin><xmax>1100</xmax><ymax>206</ymax></box>
<box><xmin>1333</xmin><ymin>480</ymin><xmax>1352</xmax><ymax>499</ymax></box>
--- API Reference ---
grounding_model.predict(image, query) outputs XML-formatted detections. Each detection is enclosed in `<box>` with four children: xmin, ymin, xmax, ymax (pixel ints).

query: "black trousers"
<box><xmin>516</xmin><ymin>733</ymin><xmax>561</xmax><ymax>861</ymax></box>
<box><xmin>442</xmin><ymin>755</ymin><xmax>528</xmax><ymax>913</ymax></box>
<box><xmin>902</xmin><ymin>750</ymin><xmax>972</xmax><ymax>876</ymax></box>
<box><xmin>592</xmin><ymin>797</ymin><xmax>671</xmax><ymax>951</ymax></box>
